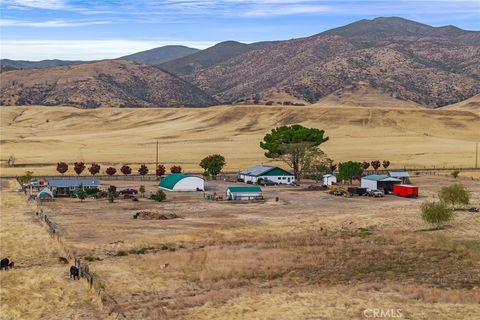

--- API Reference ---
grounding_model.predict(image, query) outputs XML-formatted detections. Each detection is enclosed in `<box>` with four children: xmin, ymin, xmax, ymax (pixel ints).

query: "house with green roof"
<box><xmin>239</xmin><ymin>165</ymin><xmax>294</xmax><ymax>185</ymax></box>
<box><xmin>226</xmin><ymin>186</ymin><xmax>263</xmax><ymax>201</ymax></box>
<box><xmin>159</xmin><ymin>173</ymin><xmax>204</xmax><ymax>191</ymax></box>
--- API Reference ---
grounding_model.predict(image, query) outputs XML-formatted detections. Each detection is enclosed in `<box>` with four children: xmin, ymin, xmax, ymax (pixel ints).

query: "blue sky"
<box><xmin>1</xmin><ymin>0</ymin><xmax>479</xmax><ymax>60</ymax></box>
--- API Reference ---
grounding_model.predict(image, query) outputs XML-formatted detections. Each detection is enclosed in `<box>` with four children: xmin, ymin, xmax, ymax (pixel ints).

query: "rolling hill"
<box><xmin>119</xmin><ymin>45</ymin><xmax>200</xmax><ymax>65</ymax></box>
<box><xmin>0</xmin><ymin>59</ymin><xmax>87</xmax><ymax>70</ymax></box>
<box><xmin>159</xmin><ymin>40</ymin><xmax>279</xmax><ymax>77</ymax></box>
<box><xmin>186</xmin><ymin>17</ymin><xmax>480</xmax><ymax>107</ymax></box>
<box><xmin>0</xmin><ymin>60</ymin><xmax>217</xmax><ymax>108</ymax></box>
<box><xmin>2</xmin><ymin>17</ymin><xmax>479</xmax><ymax>108</ymax></box>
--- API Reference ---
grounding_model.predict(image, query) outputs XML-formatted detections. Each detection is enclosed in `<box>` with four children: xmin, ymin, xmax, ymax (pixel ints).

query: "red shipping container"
<box><xmin>393</xmin><ymin>184</ymin><xmax>419</xmax><ymax>198</ymax></box>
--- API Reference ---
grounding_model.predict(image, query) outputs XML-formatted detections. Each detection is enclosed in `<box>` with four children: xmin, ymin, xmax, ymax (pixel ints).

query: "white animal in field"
<box><xmin>160</xmin><ymin>263</ymin><xmax>169</xmax><ymax>269</ymax></box>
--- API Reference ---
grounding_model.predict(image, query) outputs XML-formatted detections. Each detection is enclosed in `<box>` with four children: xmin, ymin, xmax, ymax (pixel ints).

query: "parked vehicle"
<box><xmin>347</xmin><ymin>187</ymin><xmax>368</xmax><ymax>196</ymax></box>
<box><xmin>118</xmin><ymin>188</ymin><xmax>138</xmax><ymax>195</ymax></box>
<box><xmin>368</xmin><ymin>189</ymin><xmax>384</xmax><ymax>197</ymax></box>
<box><xmin>393</xmin><ymin>184</ymin><xmax>419</xmax><ymax>198</ymax></box>
<box><xmin>259</xmin><ymin>178</ymin><xmax>278</xmax><ymax>186</ymax></box>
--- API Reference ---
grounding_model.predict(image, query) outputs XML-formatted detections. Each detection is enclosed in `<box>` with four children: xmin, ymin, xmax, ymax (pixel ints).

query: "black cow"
<box><xmin>70</xmin><ymin>266</ymin><xmax>80</xmax><ymax>280</ymax></box>
<box><xmin>0</xmin><ymin>258</ymin><xmax>9</xmax><ymax>270</ymax></box>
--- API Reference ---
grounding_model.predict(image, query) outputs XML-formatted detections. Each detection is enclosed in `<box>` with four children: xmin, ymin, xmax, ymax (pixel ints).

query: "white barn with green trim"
<box><xmin>239</xmin><ymin>165</ymin><xmax>295</xmax><ymax>184</ymax></box>
<box><xmin>159</xmin><ymin>174</ymin><xmax>204</xmax><ymax>191</ymax></box>
<box><xmin>226</xmin><ymin>186</ymin><xmax>263</xmax><ymax>201</ymax></box>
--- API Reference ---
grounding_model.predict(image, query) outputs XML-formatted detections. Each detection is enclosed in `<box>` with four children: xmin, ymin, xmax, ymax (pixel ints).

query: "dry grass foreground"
<box><xmin>1</xmin><ymin>105</ymin><xmax>479</xmax><ymax>176</ymax></box>
<box><xmin>29</xmin><ymin>175</ymin><xmax>480</xmax><ymax>319</ymax></box>
<box><xmin>0</xmin><ymin>180</ymin><xmax>103</xmax><ymax>320</ymax></box>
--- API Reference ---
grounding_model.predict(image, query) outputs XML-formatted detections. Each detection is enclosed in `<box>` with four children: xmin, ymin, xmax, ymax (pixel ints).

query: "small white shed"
<box><xmin>323</xmin><ymin>174</ymin><xmax>337</xmax><ymax>186</ymax></box>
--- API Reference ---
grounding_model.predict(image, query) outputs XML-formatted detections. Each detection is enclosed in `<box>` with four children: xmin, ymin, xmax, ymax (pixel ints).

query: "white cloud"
<box><xmin>5</xmin><ymin>0</ymin><xmax>68</xmax><ymax>10</ymax></box>
<box><xmin>0</xmin><ymin>18</ymin><xmax>110</xmax><ymax>27</ymax></box>
<box><xmin>0</xmin><ymin>39</ymin><xmax>217</xmax><ymax>60</ymax></box>
<box><xmin>244</xmin><ymin>4</ymin><xmax>331</xmax><ymax>16</ymax></box>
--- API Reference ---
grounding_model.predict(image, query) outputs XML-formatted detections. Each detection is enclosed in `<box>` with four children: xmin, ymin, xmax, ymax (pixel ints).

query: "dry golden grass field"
<box><xmin>1</xmin><ymin>105</ymin><xmax>479</xmax><ymax>176</ymax></box>
<box><xmin>1</xmin><ymin>104</ymin><xmax>479</xmax><ymax>319</ymax></box>
<box><xmin>1</xmin><ymin>175</ymin><xmax>479</xmax><ymax>319</ymax></box>
<box><xmin>0</xmin><ymin>180</ymin><xmax>104</xmax><ymax>320</ymax></box>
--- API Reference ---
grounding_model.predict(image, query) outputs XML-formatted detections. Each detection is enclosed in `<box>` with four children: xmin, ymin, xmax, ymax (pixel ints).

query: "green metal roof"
<box><xmin>227</xmin><ymin>186</ymin><xmax>262</xmax><ymax>193</ymax></box>
<box><xmin>240</xmin><ymin>165</ymin><xmax>293</xmax><ymax>177</ymax></box>
<box><xmin>362</xmin><ymin>174</ymin><xmax>401</xmax><ymax>182</ymax></box>
<box><xmin>38</xmin><ymin>187</ymin><xmax>54</xmax><ymax>199</ymax></box>
<box><xmin>159</xmin><ymin>173</ymin><xmax>189</xmax><ymax>190</ymax></box>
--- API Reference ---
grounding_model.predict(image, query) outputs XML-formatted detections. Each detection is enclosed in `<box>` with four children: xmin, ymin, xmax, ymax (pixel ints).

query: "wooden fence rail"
<box><xmin>28</xmin><ymin>198</ymin><xmax>125</xmax><ymax>319</ymax></box>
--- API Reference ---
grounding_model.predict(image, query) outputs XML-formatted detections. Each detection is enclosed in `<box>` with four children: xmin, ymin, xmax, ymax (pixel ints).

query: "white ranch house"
<box><xmin>239</xmin><ymin>165</ymin><xmax>295</xmax><ymax>184</ymax></box>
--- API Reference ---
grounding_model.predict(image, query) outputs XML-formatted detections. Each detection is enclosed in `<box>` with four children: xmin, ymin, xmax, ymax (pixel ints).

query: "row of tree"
<box><xmin>56</xmin><ymin>162</ymin><xmax>181</xmax><ymax>177</ymax></box>
<box><xmin>55</xmin><ymin>154</ymin><xmax>227</xmax><ymax>178</ymax></box>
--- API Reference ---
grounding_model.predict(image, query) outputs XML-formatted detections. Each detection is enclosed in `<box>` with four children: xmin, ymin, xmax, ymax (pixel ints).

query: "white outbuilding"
<box><xmin>226</xmin><ymin>186</ymin><xmax>263</xmax><ymax>201</ymax></box>
<box><xmin>159</xmin><ymin>174</ymin><xmax>204</xmax><ymax>191</ymax></box>
<box><xmin>323</xmin><ymin>174</ymin><xmax>337</xmax><ymax>186</ymax></box>
<box><xmin>361</xmin><ymin>174</ymin><xmax>402</xmax><ymax>192</ymax></box>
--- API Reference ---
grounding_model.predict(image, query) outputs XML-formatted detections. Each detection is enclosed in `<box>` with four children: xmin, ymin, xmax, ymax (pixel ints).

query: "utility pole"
<box><xmin>156</xmin><ymin>141</ymin><xmax>159</xmax><ymax>173</ymax></box>
<box><xmin>476</xmin><ymin>142</ymin><xmax>478</xmax><ymax>169</ymax></box>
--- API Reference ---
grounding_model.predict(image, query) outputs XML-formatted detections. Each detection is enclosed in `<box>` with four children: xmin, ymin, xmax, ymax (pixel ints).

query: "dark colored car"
<box><xmin>259</xmin><ymin>179</ymin><xmax>278</xmax><ymax>186</ymax></box>
<box><xmin>118</xmin><ymin>188</ymin><xmax>138</xmax><ymax>195</ymax></box>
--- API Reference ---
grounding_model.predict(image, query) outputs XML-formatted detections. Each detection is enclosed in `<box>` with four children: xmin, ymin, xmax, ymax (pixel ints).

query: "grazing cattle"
<box><xmin>58</xmin><ymin>257</ymin><xmax>69</xmax><ymax>264</ymax></box>
<box><xmin>8</xmin><ymin>261</ymin><xmax>14</xmax><ymax>269</ymax></box>
<box><xmin>0</xmin><ymin>258</ymin><xmax>9</xmax><ymax>270</ymax></box>
<box><xmin>70</xmin><ymin>266</ymin><xmax>80</xmax><ymax>280</ymax></box>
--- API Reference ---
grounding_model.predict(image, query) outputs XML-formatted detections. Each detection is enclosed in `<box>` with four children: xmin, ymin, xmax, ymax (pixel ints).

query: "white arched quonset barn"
<box><xmin>159</xmin><ymin>174</ymin><xmax>204</xmax><ymax>191</ymax></box>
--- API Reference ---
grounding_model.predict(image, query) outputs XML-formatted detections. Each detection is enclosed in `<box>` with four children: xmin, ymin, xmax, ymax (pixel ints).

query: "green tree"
<box><xmin>77</xmin><ymin>184</ymin><xmax>86</xmax><ymax>201</ymax></box>
<box><xmin>19</xmin><ymin>170</ymin><xmax>34</xmax><ymax>185</ymax></box>
<box><xmin>199</xmin><ymin>154</ymin><xmax>226</xmax><ymax>179</ymax></box>
<box><xmin>438</xmin><ymin>184</ymin><xmax>469</xmax><ymax>208</ymax></box>
<box><xmin>151</xmin><ymin>190</ymin><xmax>166</xmax><ymax>202</ymax></box>
<box><xmin>450</xmin><ymin>170</ymin><xmax>460</xmax><ymax>179</ymax></box>
<box><xmin>421</xmin><ymin>201</ymin><xmax>453</xmax><ymax>229</ymax></box>
<box><xmin>139</xmin><ymin>185</ymin><xmax>146</xmax><ymax>198</ymax></box>
<box><xmin>338</xmin><ymin>161</ymin><xmax>363</xmax><ymax>184</ymax></box>
<box><xmin>302</xmin><ymin>149</ymin><xmax>333</xmax><ymax>182</ymax></box>
<box><xmin>260</xmin><ymin>125</ymin><xmax>329</xmax><ymax>179</ymax></box>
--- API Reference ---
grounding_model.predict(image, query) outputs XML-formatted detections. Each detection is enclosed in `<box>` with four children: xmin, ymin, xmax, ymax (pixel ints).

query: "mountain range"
<box><xmin>1</xmin><ymin>17</ymin><xmax>479</xmax><ymax>108</ymax></box>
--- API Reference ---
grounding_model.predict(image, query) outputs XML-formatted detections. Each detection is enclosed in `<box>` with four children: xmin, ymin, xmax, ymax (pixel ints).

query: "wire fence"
<box><xmin>27</xmin><ymin>198</ymin><xmax>126</xmax><ymax>319</ymax></box>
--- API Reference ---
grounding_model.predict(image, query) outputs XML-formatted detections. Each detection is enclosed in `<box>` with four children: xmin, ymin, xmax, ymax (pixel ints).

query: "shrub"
<box><xmin>170</xmin><ymin>165</ymin><xmax>182</xmax><ymax>173</ymax></box>
<box><xmin>438</xmin><ymin>184</ymin><xmax>469</xmax><ymax>208</ymax></box>
<box><xmin>138</xmin><ymin>164</ymin><xmax>149</xmax><ymax>176</ymax></box>
<box><xmin>74</xmin><ymin>162</ymin><xmax>86</xmax><ymax>175</ymax></box>
<box><xmin>156</xmin><ymin>164</ymin><xmax>166</xmax><ymax>176</ymax></box>
<box><xmin>88</xmin><ymin>163</ymin><xmax>101</xmax><ymax>176</ymax></box>
<box><xmin>421</xmin><ymin>201</ymin><xmax>453</xmax><ymax>229</ymax></box>
<box><xmin>151</xmin><ymin>190</ymin><xmax>166</xmax><ymax>202</ymax></box>
<box><xmin>128</xmin><ymin>247</ymin><xmax>151</xmax><ymax>255</ymax></box>
<box><xmin>371</xmin><ymin>160</ymin><xmax>381</xmax><ymax>171</ymax></box>
<box><xmin>121</xmin><ymin>165</ymin><xmax>132</xmax><ymax>176</ymax></box>
<box><xmin>77</xmin><ymin>185</ymin><xmax>86</xmax><ymax>201</ymax></box>
<box><xmin>56</xmin><ymin>162</ymin><xmax>68</xmax><ymax>175</ymax></box>
<box><xmin>84</xmin><ymin>256</ymin><xmax>101</xmax><ymax>262</ymax></box>
<box><xmin>85</xmin><ymin>187</ymin><xmax>99</xmax><ymax>196</ymax></box>
<box><xmin>451</xmin><ymin>170</ymin><xmax>460</xmax><ymax>179</ymax></box>
<box><xmin>115</xmin><ymin>250</ymin><xmax>128</xmax><ymax>256</ymax></box>
<box><xmin>105</xmin><ymin>167</ymin><xmax>117</xmax><ymax>176</ymax></box>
